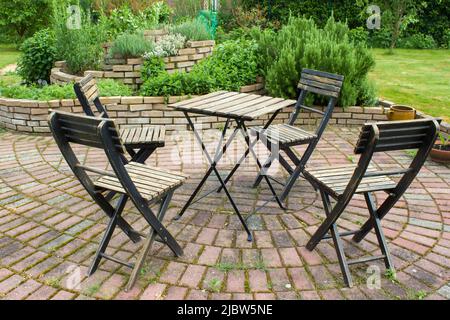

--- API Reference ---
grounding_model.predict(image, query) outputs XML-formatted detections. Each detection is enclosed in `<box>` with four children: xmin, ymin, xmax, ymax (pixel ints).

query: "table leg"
<box><xmin>177</xmin><ymin>113</ymin><xmax>252</xmax><ymax>241</ymax></box>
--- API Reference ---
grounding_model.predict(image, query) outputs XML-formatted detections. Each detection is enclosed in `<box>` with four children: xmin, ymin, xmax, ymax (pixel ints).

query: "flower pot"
<box><xmin>430</xmin><ymin>141</ymin><xmax>450</xmax><ymax>164</ymax></box>
<box><xmin>387</xmin><ymin>105</ymin><xmax>416</xmax><ymax>121</ymax></box>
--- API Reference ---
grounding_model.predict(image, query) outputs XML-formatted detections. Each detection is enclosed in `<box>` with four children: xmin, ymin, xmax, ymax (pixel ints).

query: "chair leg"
<box><xmin>360</xmin><ymin>193</ymin><xmax>394</xmax><ymax>270</ymax></box>
<box><xmin>306</xmin><ymin>198</ymin><xmax>346</xmax><ymax>251</ymax></box>
<box><xmin>126</xmin><ymin>147</ymin><xmax>136</xmax><ymax>158</ymax></box>
<box><xmin>279</xmin><ymin>142</ymin><xmax>316</xmax><ymax>201</ymax></box>
<box><xmin>253</xmin><ymin>150</ymin><xmax>277</xmax><ymax>188</ymax></box>
<box><xmin>126</xmin><ymin>191</ymin><xmax>174</xmax><ymax>291</ymax></box>
<box><xmin>88</xmin><ymin>194</ymin><xmax>128</xmax><ymax>276</ymax></box>
<box><xmin>320</xmin><ymin>191</ymin><xmax>353</xmax><ymax>287</ymax></box>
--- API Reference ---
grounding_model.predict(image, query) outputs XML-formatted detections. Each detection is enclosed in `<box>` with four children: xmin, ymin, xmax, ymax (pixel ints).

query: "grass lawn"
<box><xmin>370</xmin><ymin>48</ymin><xmax>450</xmax><ymax>122</ymax></box>
<box><xmin>0</xmin><ymin>44</ymin><xmax>20</xmax><ymax>69</ymax></box>
<box><xmin>0</xmin><ymin>44</ymin><xmax>21</xmax><ymax>85</ymax></box>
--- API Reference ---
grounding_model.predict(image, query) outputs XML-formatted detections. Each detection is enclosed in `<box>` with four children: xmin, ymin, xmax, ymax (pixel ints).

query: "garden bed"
<box><xmin>51</xmin><ymin>36</ymin><xmax>215</xmax><ymax>90</ymax></box>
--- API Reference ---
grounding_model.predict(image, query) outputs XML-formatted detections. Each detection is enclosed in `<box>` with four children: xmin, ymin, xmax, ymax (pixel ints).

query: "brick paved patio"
<box><xmin>0</xmin><ymin>126</ymin><xmax>449</xmax><ymax>300</ymax></box>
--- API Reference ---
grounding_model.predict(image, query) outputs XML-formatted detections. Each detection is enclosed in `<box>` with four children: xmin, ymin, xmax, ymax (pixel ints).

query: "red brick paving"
<box><xmin>0</xmin><ymin>127</ymin><xmax>449</xmax><ymax>300</ymax></box>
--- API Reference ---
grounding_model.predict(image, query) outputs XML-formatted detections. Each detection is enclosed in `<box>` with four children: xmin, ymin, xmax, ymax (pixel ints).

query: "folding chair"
<box><xmin>250</xmin><ymin>69</ymin><xmax>344</xmax><ymax>202</ymax></box>
<box><xmin>74</xmin><ymin>74</ymin><xmax>165</xmax><ymax>165</ymax></box>
<box><xmin>48</xmin><ymin>110</ymin><xmax>187</xmax><ymax>290</ymax></box>
<box><xmin>304</xmin><ymin>119</ymin><xmax>439</xmax><ymax>287</ymax></box>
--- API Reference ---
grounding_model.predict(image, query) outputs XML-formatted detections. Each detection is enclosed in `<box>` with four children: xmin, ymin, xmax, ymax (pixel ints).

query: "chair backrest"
<box><xmin>289</xmin><ymin>68</ymin><xmax>344</xmax><ymax>137</ymax></box>
<box><xmin>340</xmin><ymin>119</ymin><xmax>439</xmax><ymax>209</ymax></box>
<box><xmin>48</xmin><ymin>111</ymin><xmax>128</xmax><ymax>200</ymax></box>
<box><xmin>74</xmin><ymin>74</ymin><xmax>109</xmax><ymax>118</ymax></box>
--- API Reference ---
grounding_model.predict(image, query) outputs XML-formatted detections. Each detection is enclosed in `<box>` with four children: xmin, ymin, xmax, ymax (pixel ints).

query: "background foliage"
<box><xmin>17</xmin><ymin>29</ymin><xmax>56</xmax><ymax>84</ymax></box>
<box><xmin>252</xmin><ymin>17</ymin><xmax>377</xmax><ymax>107</ymax></box>
<box><xmin>0</xmin><ymin>0</ymin><xmax>53</xmax><ymax>41</ymax></box>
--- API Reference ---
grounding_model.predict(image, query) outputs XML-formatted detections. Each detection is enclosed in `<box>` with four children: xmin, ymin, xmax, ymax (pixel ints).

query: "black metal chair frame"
<box><xmin>48</xmin><ymin>110</ymin><xmax>184</xmax><ymax>291</ymax></box>
<box><xmin>244</xmin><ymin>69</ymin><xmax>344</xmax><ymax>203</ymax></box>
<box><xmin>304</xmin><ymin>119</ymin><xmax>439</xmax><ymax>287</ymax></box>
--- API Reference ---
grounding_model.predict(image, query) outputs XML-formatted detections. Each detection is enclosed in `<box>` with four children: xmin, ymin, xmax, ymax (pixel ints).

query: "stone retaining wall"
<box><xmin>1</xmin><ymin>95</ymin><xmax>448</xmax><ymax>135</ymax></box>
<box><xmin>50</xmin><ymin>39</ymin><xmax>215</xmax><ymax>90</ymax></box>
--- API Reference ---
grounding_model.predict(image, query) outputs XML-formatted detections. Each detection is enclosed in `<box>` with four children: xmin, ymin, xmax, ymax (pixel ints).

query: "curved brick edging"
<box><xmin>0</xmin><ymin>94</ymin><xmax>448</xmax><ymax>135</ymax></box>
<box><xmin>51</xmin><ymin>39</ymin><xmax>216</xmax><ymax>90</ymax></box>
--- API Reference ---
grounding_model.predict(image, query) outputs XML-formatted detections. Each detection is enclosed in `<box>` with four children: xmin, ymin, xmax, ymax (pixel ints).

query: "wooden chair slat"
<box><xmin>302</xmin><ymin>68</ymin><xmax>344</xmax><ymax>81</ymax></box>
<box><xmin>301</xmin><ymin>73</ymin><xmax>343</xmax><ymax>86</ymax></box>
<box><xmin>297</xmin><ymin>83</ymin><xmax>339</xmax><ymax>98</ymax></box>
<box><xmin>299</xmin><ymin>78</ymin><xmax>341</xmax><ymax>93</ymax></box>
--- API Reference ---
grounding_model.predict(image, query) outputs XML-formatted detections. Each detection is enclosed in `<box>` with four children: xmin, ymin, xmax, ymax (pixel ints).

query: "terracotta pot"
<box><xmin>430</xmin><ymin>141</ymin><xmax>450</xmax><ymax>163</ymax></box>
<box><xmin>387</xmin><ymin>105</ymin><xmax>416</xmax><ymax>121</ymax></box>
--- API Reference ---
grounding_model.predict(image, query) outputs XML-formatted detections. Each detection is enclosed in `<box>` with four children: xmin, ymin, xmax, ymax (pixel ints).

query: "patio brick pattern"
<box><xmin>0</xmin><ymin>126</ymin><xmax>449</xmax><ymax>300</ymax></box>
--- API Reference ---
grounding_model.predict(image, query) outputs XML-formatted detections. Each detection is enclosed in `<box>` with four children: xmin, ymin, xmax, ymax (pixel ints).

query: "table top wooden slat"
<box><xmin>169</xmin><ymin>91</ymin><xmax>296</xmax><ymax>121</ymax></box>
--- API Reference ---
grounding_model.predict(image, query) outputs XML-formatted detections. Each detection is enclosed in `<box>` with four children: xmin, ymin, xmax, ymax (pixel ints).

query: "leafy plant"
<box><xmin>169</xmin><ymin>18</ymin><xmax>213</xmax><ymax>41</ymax></box>
<box><xmin>349</xmin><ymin>27</ymin><xmax>369</xmax><ymax>44</ymax></box>
<box><xmin>143</xmin><ymin>33</ymin><xmax>186</xmax><ymax>58</ymax></box>
<box><xmin>0</xmin><ymin>0</ymin><xmax>52</xmax><ymax>40</ymax></box>
<box><xmin>141</xmin><ymin>56</ymin><xmax>166</xmax><ymax>82</ymax></box>
<box><xmin>139</xmin><ymin>71</ymin><xmax>214</xmax><ymax>97</ymax></box>
<box><xmin>207</xmin><ymin>278</ymin><xmax>222</xmax><ymax>293</ymax></box>
<box><xmin>96</xmin><ymin>79</ymin><xmax>132</xmax><ymax>96</ymax></box>
<box><xmin>385</xmin><ymin>268</ymin><xmax>398</xmax><ymax>283</ymax></box>
<box><xmin>193</xmin><ymin>39</ymin><xmax>258</xmax><ymax>90</ymax></box>
<box><xmin>99</xmin><ymin>2</ymin><xmax>172</xmax><ymax>40</ymax></box>
<box><xmin>0</xmin><ymin>79</ymin><xmax>131</xmax><ymax>100</ymax></box>
<box><xmin>357</xmin><ymin>0</ymin><xmax>426</xmax><ymax>50</ymax></box>
<box><xmin>140</xmin><ymin>39</ymin><xmax>259</xmax><ymax>97</ymax></box>
<box><xmin>53</xmin><ymin>1</ymin><xmax>107</xmax><ymax>75</ymax></box>
<box><xmin>398</xmin><ymin>33</ymin><xmax>437</xmax><ymax>49</ymax></box>
<box><xmin>17</xmin><ymin>29</ymin><xmax>57</xmax><ymax>84</ymax></box>
<box><xmin>435</xmin><ymin>133</ymin><xmax>450</xmax><ymax>151</ymax></box>
<box><xmin>253</xmin><ymin>16</ymin><xmax>377</xmax><ymax>107</ymax></box>
<box><xmin>172</xmin><ymin>0</ymin><xmax>203</xmax><ymax>19</ymax></box>
<box><xmin>108</xmin><ymin>32</ymin><xmax>154</xmax><ymax>59</ymax></box>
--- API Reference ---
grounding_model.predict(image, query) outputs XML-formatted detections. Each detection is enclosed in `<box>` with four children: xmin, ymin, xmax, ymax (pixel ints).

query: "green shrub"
<box><xmin>17</xmin><ymin>29</ymin><xmax>56</xmax><ymax>84</ymax></box>
<box><xmin>141</xmin><ymin>56</ymin><xmax>166</xmax><ymax>82</ymax></box>
<box><xmin>143</xmin><ymin>33</ymin><xmax>186</xmax><ymax>58</ymax></box>
<box><xmin>140</xmin><ymin>39</ymin><xmax>259</xmax><ymax>96</ymax></box>
<box><xmin>97</xmin><ymin>79</ymin><xmax>132</xmax><ymax>96</ymax></box>
<box><xmin>169</xmin><ymin>18</ymin><xmax>213</xmax><ymax>41</ymax></box>
<box><xmin>367</xmin><ymin>28</ymin><xmax>392</xmax><ymax>48</ymax></box>
<box><xmin>445</xmin><ymin>30</ymin><xmax>450</xmax><ymax>49</ymax></box>
<box><xmin>0</xmin><ymin>0</ymin><xmax>52</xmax><ymax>40</ymax></box>
<box><xmin>253</xmin><ymin>16</ymin><xmax>377</xmax><ymax>107</ymax></box>
<box><xmin>349</xmin><ymin>27</ymin><xmax>369</xmax><ymax>44</ymax></box>
<box><xmin>140</xmin><ymin>71</ymin><xmax>214</xmax><ymax>97</ymax></box>
<box><xmin>100</xmin><ymin>2</ymin><xmax>172</xmax><ymax>40</ymax></box>
<box><xmin>53</xmin><ymin>2</ymin><xmax>107</xmax><ymax>75</ymax></box>
<box><xmin>0</xmin><ymin>79</ymin><xmax>131</xmax><ymax>100</ymax></box>
<box><xmin>108</xmin><ymin>32</ymin><xmax>154</xmax><ymax>58</ymax></box>
<box><xmin>397</xmin><ymin>33</ymin><xmax>437</xmax><ymax>49</ymax></box>
<box><xmin>193</xmin><ymin>39</ymin><xmax>258</xmax><ymax>91</ymax></box>
<box><xmin>172</xmin><ymin>0</ymin><xmax>203</xmax><ymax>19</ymax></box>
